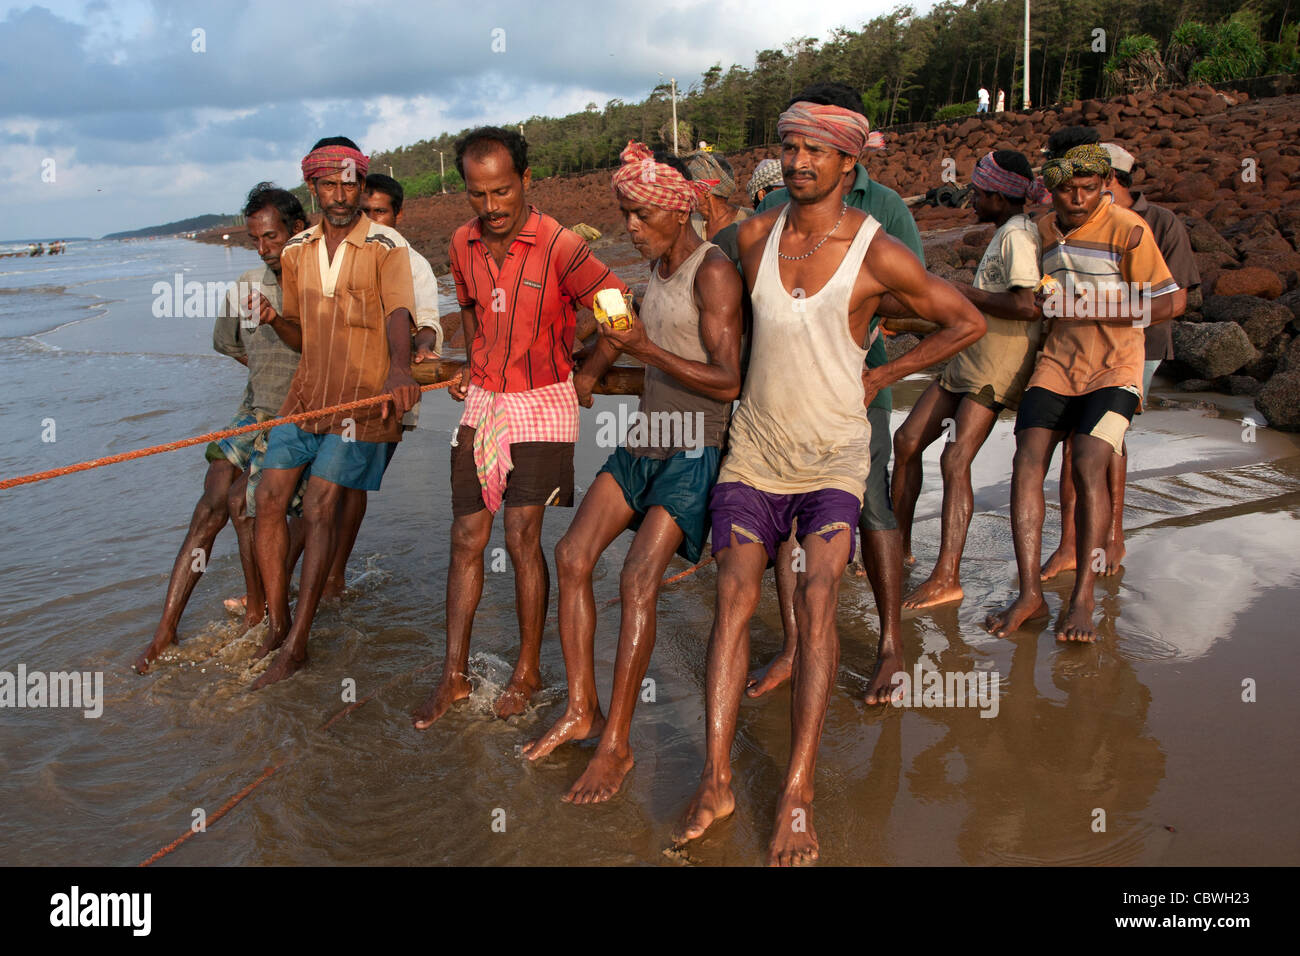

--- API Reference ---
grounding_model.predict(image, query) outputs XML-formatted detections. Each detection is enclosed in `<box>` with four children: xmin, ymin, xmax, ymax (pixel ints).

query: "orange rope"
<box><xmin>137</xmin><ymin>763</ymin><xmax>282</xmax><ymax>866</ymax></box>
<box><xmin>2</xmin><ymin>381</ymin><xmax>453</xmax><ymax>491</ymax></box>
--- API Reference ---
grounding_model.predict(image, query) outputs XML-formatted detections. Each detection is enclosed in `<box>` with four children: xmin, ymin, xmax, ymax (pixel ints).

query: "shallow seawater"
<box><xmin>0</xmin><ymin>239</ymin><xmax>1297</xmax><ymax>866</ymax></box>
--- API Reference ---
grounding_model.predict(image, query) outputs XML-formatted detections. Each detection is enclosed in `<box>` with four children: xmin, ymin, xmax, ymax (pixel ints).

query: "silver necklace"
<box><xmin>778</xmin><ymin>202</ymin><xmax>849</xmax><ymax>261</ymax></box>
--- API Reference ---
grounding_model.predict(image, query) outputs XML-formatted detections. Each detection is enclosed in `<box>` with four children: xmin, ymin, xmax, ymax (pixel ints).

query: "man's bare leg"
<box><xmin>524</xmin><ymin>473</ymin><xmax>634</xmax><ymax>759</ymax></box>
<box><xmin>253</xmin><ymin>474</ymin><xmax>344</xmax><ymax>688</ymax></box>
<box><xmin>986</xmin><ymin>427</ymin><xmax>1061</xmax><ymax>637</ymax></box>
<box><xmin>1105</xmin><ymin>442</ymin><xmax>1127</xmax><ymax>573</ymax></box>
<box><xmin>860</xmin><ymin>527</ymin><xmax>907</xmax><ymax>704</ymax></box>
<box><xmin>673</xmin><ymin>536</ymin><xmax>767</xmax><ymax>844</ymax></box>
<box><xmin>565</xmin><ymin>506</ymin><xmax>683</xmax><ymax>804</ymax></box>
<box><xmin>1059</xmin><ymin>434</ymin><xmax>1114</xmax><ymax>643</ymax></box>
<box><xmin>904</xmin><ymin>397</ymin><xmax>997</xmax><ymax>610</ymax></box>
<box><xmin>769</xmin><ymin>528</ymin><xmax>851</xmax><ymax>866</ymax></box>
<box><xmin>250</xmin><ymin>464</ymin><xmax>308</xmax><ymax>661</ymax></box>
<box><xmin>134</xmin><ymin>459</ymin><xmax>239</xmax><ymax>673</ymax></box>
<box><xmin>745</xmin><ymin>531</ymin><xmax>798</xmax><ymax>699</ymax></box>
<box><xmin>495</xmin><ymin>504</ymin><xmax>551</xmax><ymax>718</ymax></box>
<box><xmin>1041</xmin><ymin>437</ymin><xmax>1077</xmax><ymax>579</ymax></box>
<box><xmin>227</xmin><ymin>474</ymin><xmax>266</xmax><ymax>630</ymax></box>
<box><xmin>892</xmin><ymin>381</ymin><xmax>962</xmax><ymax>565</ymax></box>
<box><xmin>322</xmin><ymin>487</ymin><xmax>366</xmax><ymax>601</ymax></box>
<box><xmin>413</xmin><ymin>508</ymin><xmax>493</xmax><ymax>727</ymax></box>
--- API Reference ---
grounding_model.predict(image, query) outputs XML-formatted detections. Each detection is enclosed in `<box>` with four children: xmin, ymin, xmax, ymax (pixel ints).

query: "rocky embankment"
<box><xmin>197</xmin><ymin>82</ymin><xmax>1300</xmax><ymax>428</ymax></box>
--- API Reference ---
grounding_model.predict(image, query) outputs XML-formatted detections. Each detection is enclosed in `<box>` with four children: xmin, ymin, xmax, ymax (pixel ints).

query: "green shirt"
<box><xmin>756</xmin><ymin>163</ymin><xmax>925</xmax><ymax>411</ymax></box>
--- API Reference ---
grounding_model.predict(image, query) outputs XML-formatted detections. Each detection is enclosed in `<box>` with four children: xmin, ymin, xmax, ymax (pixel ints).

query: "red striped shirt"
<box><xmin>449</xmin><ymin>206</ymin><xmax>627</xmax><ymax>392</ymax></box>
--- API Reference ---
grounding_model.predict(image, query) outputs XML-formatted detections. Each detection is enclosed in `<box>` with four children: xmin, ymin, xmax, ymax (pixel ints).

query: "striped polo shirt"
<box><xmin>1030</xmin><ymin>194</ymin><xmax>1178</xmax><ymax>403</ymax></box>
<box><xmin>449</xmin><ymin>206</ymin><xmax>627</xmax><ymax>393</ymax></box>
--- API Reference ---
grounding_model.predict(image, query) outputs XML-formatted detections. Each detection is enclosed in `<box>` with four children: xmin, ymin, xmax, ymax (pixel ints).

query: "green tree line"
<box><xmin>361</xmin><ymin>0</ymin><xmax>1293</xmax><ymax>190</ymax></box>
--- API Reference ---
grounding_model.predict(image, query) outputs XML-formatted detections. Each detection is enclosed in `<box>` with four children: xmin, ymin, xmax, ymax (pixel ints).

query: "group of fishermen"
<box><xmin>133</xmin><ymin>80</ymin><xmax>1196</xmax><ymax>865</ymax></box>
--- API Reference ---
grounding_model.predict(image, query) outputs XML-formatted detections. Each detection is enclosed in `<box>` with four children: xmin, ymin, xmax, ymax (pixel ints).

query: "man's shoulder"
<box><xmin>236</xmin><ymin>265</ymin><xmax>272</xmax><ymax>285</ymax></box>
<box><xmin>363</xmin><ymin>221</ymin><xmax>408</xmax><ymax>249</ymax></box>
<box><xmin>282</xmin><ymin>225</ymin><xmax>316</xmax><ymax>252</ymax></box>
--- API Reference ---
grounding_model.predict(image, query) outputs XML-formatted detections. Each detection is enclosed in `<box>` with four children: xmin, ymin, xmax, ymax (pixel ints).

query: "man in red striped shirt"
<box><xmin>414</xmin><ymin>126</ymin><xmax>628</xmax><ymax>726</ymax></box>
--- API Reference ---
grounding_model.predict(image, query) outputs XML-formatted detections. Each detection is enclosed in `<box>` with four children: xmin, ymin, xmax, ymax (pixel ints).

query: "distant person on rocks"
<box><xmin>996</xmin><ymin>89</ymin><xmax>1006</xmax><ymax>113</ymax></box>
<box><xmin>978</xmin><ymin>87</ymin><xmax>990</xmax><ymax>113</ymax></box>
<box><xmin>1040</xmin><ymin>142</ymin><xmax>1197</xmax><ymax>581</ymax></box>
<box><xmin>746</xmin><ymin>158</ymin><xmax>784</xmax><ymax>207</ymax></box>
<box><xmin>686</xmin><ymin>150</ymin><xmax>750</xmax><ymax>243</ymax></box>
<box><xmin>134</xmin><ymin>182</ymin><xmax>307</xmax><ymax>674</ymax></box>
<box><xmin>413</xmin><ymin>126</ymin><xmax>629</xmax><ymax>726</ymax></box>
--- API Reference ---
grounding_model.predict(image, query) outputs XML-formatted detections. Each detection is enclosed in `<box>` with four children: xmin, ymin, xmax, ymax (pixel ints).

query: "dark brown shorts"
<box><xmin>450</xmin><ymin>425</ymin><xmax>575</xmax><ymax>518</ymax></box>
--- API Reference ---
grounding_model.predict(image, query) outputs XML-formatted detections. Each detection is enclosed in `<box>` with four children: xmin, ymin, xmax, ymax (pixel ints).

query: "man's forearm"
<box><xmin>386</xmin><ymin>308</ymin><xmax>413</xmax><ymax>372</ymax></box>
<box><xmin>962</xmin><ymin>285</ymin><xmax>1037</xmax><ymax>323</ymax></box>
<box><xmin>577</xmin><ymin>337</ymin><xmax>621</xmax><ymax>383</ymax></box>
<box><xmin>270</xmin><ymin>314</ymin><xmax>301</xmax><ymax>351</ymax></box>
<box><xmin>636</xmin><ymin>339</ymin><xmax>738</xmax><ymax>401</ymax></box>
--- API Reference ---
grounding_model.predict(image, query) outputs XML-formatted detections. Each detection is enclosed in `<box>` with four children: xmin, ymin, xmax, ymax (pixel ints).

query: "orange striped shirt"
<box><xmin>278</xmin><ymin>215</ymin><xmax>415</xmax><ymax>443</ymax></box>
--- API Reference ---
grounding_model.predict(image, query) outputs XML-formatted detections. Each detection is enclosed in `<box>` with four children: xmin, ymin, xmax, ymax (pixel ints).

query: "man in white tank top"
<box><xmin>672</xmin><ymin>101</ymin><xmax>985</xmax><ymax>866</ymax></box>
<box><xmin>522</xmin><ymin>145</ymin><xmax>744</xmax><ymax>806</ymax></box>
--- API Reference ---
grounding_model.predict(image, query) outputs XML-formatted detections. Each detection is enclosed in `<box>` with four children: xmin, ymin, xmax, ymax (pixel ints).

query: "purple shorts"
<box><xmin>709</xmin><ymin>482</ymin><xmax>861</xmax><ymax>565</ymax></box>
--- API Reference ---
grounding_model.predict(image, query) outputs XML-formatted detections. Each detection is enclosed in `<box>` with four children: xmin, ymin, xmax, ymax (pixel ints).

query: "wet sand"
<box><xmin>1</xmin><ymin>240</ymin><xmax>1298</xmax><ymax>866</ymax></box>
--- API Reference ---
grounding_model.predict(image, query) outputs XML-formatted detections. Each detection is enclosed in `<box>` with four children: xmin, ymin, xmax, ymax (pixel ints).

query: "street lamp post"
<box><xmin>438</xmin><ymin>149</ymin><xmax>447</xmax><ymax>194</ymax></box>
<box><xmin>658</xmin><ymin>71</ymin><xmax>679</xmax><ymax>154</ymax></box>
<box><xmin>1023</xmin><ymin>0</ymin><xmax>1032</xmax><ymax>110</ymax></box>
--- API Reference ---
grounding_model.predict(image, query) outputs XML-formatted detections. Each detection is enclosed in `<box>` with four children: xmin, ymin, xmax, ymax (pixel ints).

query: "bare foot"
<box><xmin>563</xmin><ymin>748</ymin><xmax>635</xmax><ymax>804</ymax></box>
<box><xmin>251</xmin><ymin>644</ymin><xmax>307</xmax><ymax>689</ymax></box>
<box><xmin>671</xmin><ymin>777</ymin><xmax>736</xmax><ymax>844</ymax></box>
<box><xmin>984</xmin><ymin>594</ymin><xmax>1049</xmax><ymax>638</ymax></box>
<box><xmin>252</xmin><ymin>625</ymin><xmax>286</xmax><ymax>661</ymax></box>
<box><xmin>223</xmin><ymin>595</ymin><xmax>247</xmax><ymax>616</ymax></box>
<box><xmin>319</xmin><ymin>577</ymin><xmax>346</xmax><ymax>604</ymax></box>
<box><xmin>903</xmin><ymin>550</ymin><xmax>917</xmax><ymax>567</ymax></box>
<box><xmin>412</xmin><ymin>673</ymin><xmax>472</xmax><ymax>729</ymax></box>
<box><xmin>746</xmin><ymin>651</ymin><xmax>793</xmax><ymax>698</ymax></box>
<box><xmin>494</xmin><ymin>672</ymin><xmax>542</xmax><ymax>719</ymax></box>
<box><xmin>133</xmin><ymin>632</ymin><xmax>176</xmax><ymax>675</ymax></box>
<box><xmin>768</xmin><ymin>793</ymin><xmax>819</xmax><ymax>866</ymax></box>
<box><xmin>864</xmin><ymin>646</ymin><xmax>906</xmax><ymax>705</ymax></box>
<box><xmin>242</xmin><ymin>602</ymin><xmax>265</xmax><ymax>630</ymax></box>
<box><xmin>1103</xmin><ymin>537</ymin><xmax>1125</xmax><ymax>576</ymax></box>
<box><xmin>522</xmin><ymin>707</ymin><xmax>606</xmax><ymax>761</ymax></box>
<box><xmin>1056</xmin><ymin>600</ymin><xmax>1098</xmax><ymax>642</ymax></box>
<box><xmin>1041</xmin><ymin>545</ymin><xmax>1076</xmax><ymax>580</ymax></box>
<box><xmin>902</xmin><ymin>574</ymin><xmax>964</xmax><ymax>610</ymax></box>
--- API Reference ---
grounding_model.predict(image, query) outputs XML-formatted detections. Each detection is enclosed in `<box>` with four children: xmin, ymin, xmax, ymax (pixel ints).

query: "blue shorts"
<box><xmin>261</xmin><ymin>423</ymin><xmax>391</xmax><ymax>492</ymax></box>
<box><xmin>598</xmin><ymin>446</ymin><xmax>721</xmax><ymax>563</ymax></box>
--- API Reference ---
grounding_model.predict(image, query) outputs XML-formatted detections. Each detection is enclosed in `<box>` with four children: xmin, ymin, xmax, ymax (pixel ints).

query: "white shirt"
<box><xmin>978</xmin><ymin>88</ymin><xmax>990</xmax><ymax>104</ymax></box>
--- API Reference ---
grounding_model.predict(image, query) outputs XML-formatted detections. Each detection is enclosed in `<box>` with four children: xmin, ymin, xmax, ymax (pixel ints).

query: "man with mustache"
<box><xmin>251</xmin><ymin>136</ymin><xmax>418</xmax><ymax>688</ymax></box>
<box><xmin>673</xmin><ymin>101</ymin><xmax>983</xmax><ymax>865</ymax></box>
<box><xmin>414</xmin><ymin>127</ymin><xmax>628</xmax><ymax>725</ymax></box>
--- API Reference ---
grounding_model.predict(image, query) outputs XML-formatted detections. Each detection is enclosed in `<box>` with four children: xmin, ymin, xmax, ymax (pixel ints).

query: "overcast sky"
<box><xmin>0</xmin><ymin>0</ymin><xmax>930</xmax><ymax>239</ymax></box>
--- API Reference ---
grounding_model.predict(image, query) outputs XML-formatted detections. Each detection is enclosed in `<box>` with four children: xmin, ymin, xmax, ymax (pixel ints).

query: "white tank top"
<box><xmin>717</xmin><ymin>205</ymin><xmax>879</xmax><ymax>499</ymax></box>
